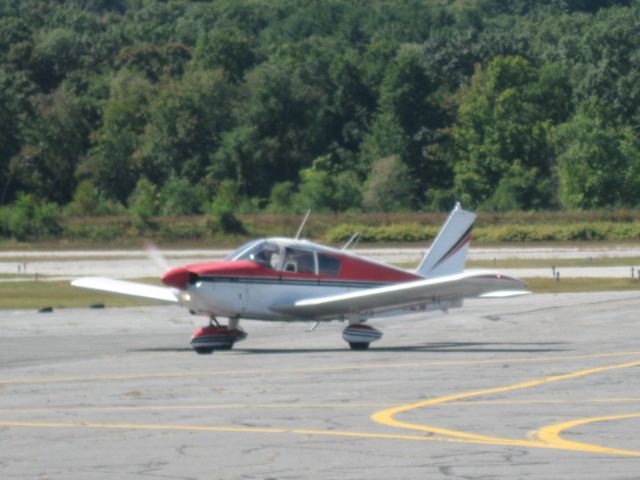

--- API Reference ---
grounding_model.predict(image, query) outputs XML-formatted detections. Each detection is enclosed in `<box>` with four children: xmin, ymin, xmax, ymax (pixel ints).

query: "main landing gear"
<box><xmin>190</xmin><ymin>317</ymin><xmax>247</xmax><ymax>354</ymax></box>
<box><xmin>342</xmin><ymin>323</ymin><xmax>383</xmax><ymax>350</ymax></box>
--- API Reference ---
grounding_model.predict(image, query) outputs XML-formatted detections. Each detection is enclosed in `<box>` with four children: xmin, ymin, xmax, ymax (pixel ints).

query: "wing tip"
<box><xmin>479</xmin><ymin>290</ymin><xmax>532</xmax><ymax>298</ymax></box>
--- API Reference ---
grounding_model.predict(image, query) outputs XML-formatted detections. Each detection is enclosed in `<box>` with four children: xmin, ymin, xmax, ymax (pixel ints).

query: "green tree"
<box><xmin>292</xmin><ymin>155</ymin><xmax>362</xmax><ymax>212</ymax></box>
<box><xmin>362</xmin><ymin>156</ymin><xmax>416</xmax><ymax>212</ymax></box>
<box><xmin>453</xmin><ymin>56</ymin><xmax>571</xmax><ymax>210</ymax></box>
<box><xmin>67</xmin><ymin>179</ymin><xmax>100</xmax><ymax>216</ymax></box>
<box><xmin>0</xmin><ymin>69</ymin><xmax>30</xmax><ymax>203</ymax></box>
<box><xmin>160</xmin><ymin>175</ymin><xmax>203</xmax><ymax>216</ymax></box>
<box><xmin>139</xmin><ymin>69</ymin><xmax>235</xmax><ymax>186</ymax></box>
<box><xmin>239</xmin><ymin>61</ymin><xmax>329</xmax><ymax>188</ymax></box>
<box><xmin>128</xmin><ymin>177</ymin><xmax>159</xmax><ymax>223</ymax></box>
<box><xmin>85</xmin><ymin>71</ymin><xmax>152</xmax><ymax>203</ymax></box>
<box><xmin>116</xmin><ymin>43</ymin><xmax>191</xmax><ymax>83</ymax></box>
<box><xmin>206</xmin><ymin>179</ymin><xmax>245</xmax><ymax>235</ymax></box>
<box><xmin>9</xmin><ymin>86</ymin><xmax>90</xmax><ymax>204</ymax></box>
<box><xmin>360</xmin><ymin>44</ymin><xmax>450</xmax><ymax>204</ymax></box>
<box><xmin>554</xmin><ymin>103</ymin><xmax>640</xmax><ymax>208</ymax></box>
<box><xmin>30</xmin><ymin>27</ymin><xmax>83</xmax><ymax>91</ymax></box>
<box><xmin>267</xmin><ymin>181</ymin><xmax>295</xmax><ymax>213</ymax></box>
<box><xmin>294</xmin><ymin>169</ymin><xmax>335</xmax><ymax>212</ymax></box>
<box><xmin>207</xmin><ymin>126</ymin><xmax>276</xmax><ymax>198</ymax></box>
<box><xmin>2</xmin><ymin>193</ymin><xmax>61</xmax><ymax>240</ymax></box>
<box><xmin>193</xmin><ymin>27</ymin><xmax>257</xmax><ymax>83</ymax></box>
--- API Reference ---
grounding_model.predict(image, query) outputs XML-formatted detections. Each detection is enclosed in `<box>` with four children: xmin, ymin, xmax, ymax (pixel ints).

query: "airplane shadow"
<box><xmin>131</xmin><ymin>347</ymin><xmax>195</xmax><ymax>353</ymax></box>
<box><xmin>130</xmin><ymin>341</ymin><xmax>569</xmax><ymax>355</ymax></box>
<box><xmin>234</xmin><ymin>341</ymin><xmax>570</xmax><ymax>355</ymax></box>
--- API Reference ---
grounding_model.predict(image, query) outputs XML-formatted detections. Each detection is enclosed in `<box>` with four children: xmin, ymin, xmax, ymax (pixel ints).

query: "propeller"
<box><xmin>145</xmin><ymin>240</ymin><xmax>198</xmax><ymax>288</ymax></box>
<box><xmin>144</xmin><ymin>240</ymin><xmax>171</xmax><ymax>273</ymax></box>
<box><xmin>145</xmin><ymin>241</ymin><xmax>201</xmax><ymax>290</ymax></box>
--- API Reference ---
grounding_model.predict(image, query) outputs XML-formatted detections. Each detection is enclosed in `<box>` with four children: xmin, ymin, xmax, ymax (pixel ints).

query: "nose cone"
<box><xmin>161</xmin><ymin>266</ymin><xmax>190</xmax><ymax>289</ymax></box>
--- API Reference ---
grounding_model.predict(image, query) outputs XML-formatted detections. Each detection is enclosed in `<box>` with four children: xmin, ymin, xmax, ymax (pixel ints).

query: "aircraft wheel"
<box><xmin>349</xmin><ymin>342</ymin><xmax>370</xmax><ymax>350</ymax></box>
<box><xmin>193</xmin><ymin>347</ymin><xmax>214</xmax><ymax>355</ymax></box>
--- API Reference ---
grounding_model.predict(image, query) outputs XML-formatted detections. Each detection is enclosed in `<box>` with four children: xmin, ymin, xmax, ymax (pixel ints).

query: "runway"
<box><xmin>3</xmin><ymin>245</ymin><xmax>640</xmax><ymax>279</ymax></box>
<box><xmin>1</xmin><ymin>291</ymin><xmax>640</xmax><ymax>478</ymax></box>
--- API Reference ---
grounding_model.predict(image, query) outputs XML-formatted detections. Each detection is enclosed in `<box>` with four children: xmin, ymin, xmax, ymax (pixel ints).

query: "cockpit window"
<box><xmin>283</xmin><ymin>247</ymin><xmax>316</xmax><ymax>274</ymax></box>
<box><xmin>231</xmin><ymin>240</ymin><xmax>281</xmax><ymax>269</ymax></box>
<box><xmin>224</xmin><ymin>239</ymin><xmax>262</xmax><ymax>261</ymax></box>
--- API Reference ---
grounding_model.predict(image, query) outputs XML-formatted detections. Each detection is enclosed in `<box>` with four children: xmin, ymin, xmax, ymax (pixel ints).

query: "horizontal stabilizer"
<box><xmin>71</xmin><ymin>277</ymin><xmax>179</xmax><ymax>303</ymax></box>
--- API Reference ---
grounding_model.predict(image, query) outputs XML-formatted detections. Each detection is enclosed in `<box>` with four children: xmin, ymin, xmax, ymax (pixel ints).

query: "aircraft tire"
<box><xmin>193</xmin><ymin>347</ymin><xmax>214</xmax><ymax>355</ymax></box>
<box><xmin>349</xmin><ymin>342</ymin><xmax>370</xmax><ymax>350</ymax></box>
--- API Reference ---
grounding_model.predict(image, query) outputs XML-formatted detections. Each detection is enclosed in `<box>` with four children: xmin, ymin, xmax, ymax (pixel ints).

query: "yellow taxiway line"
<box><xmin>0</xmin><ymin>420</ymin><xmax>467</xmax><ymax>444</ymax></box>
<box><xmin>2</xmin><ymin>352</ymin><xmax>640</xmax><ymax>456</ymax></box>
<box><xmin>533</xmin><ymin>413</ymin><xmax>640</xmax><ymax>456</ymax></box>
<box><xmin>371</xmin><ymin>358</ymin><xmax>640</xmax><ymax>455</ymax></box>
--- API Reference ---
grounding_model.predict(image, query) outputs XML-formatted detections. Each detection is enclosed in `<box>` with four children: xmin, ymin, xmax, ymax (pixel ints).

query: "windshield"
<box><xmin>229</xmin><ymin>240</ymin><xmax>281</xmax><ymax>269</ymax></box>
<box><xmin>224</xmin><ymin>239</ymin><xmax>263</xmax><ymax>261</ymax></box>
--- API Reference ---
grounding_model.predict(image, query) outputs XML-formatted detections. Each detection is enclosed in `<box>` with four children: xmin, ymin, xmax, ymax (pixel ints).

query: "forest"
<box><xmin>1</xmin><ymin>0</ymin><xmax>640</xmax><ymax>239</ymax></box>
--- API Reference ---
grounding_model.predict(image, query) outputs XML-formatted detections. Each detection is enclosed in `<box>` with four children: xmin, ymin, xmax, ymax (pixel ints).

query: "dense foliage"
<box><xmin>1</xmin><ymin>0</ymin><xmax>640</xmax><ymax>231</ymax></box>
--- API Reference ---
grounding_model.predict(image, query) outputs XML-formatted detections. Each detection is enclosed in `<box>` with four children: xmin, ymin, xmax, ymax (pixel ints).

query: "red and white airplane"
<box><xmin>72</xmin><ymin>204</ymin><xmax>528</xmax><ymax>353</ymax></box>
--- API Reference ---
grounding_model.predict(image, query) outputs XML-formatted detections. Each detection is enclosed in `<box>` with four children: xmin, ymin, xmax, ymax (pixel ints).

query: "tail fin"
<box><xmin>417</xmin><ymin>203</ymin><xmax>476</xmax><ymax>278</ymax></box>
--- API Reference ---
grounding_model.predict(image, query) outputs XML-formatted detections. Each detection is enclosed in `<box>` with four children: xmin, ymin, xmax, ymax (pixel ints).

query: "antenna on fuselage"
<box><xmin>342</xmin><ymin>232</ymin><xmax>361</xmax><ymax>250</ymax></box>
<box><xmin>294</xmin><ymin>209</ymin><xmax>311</xmax><ymax>240</ymax></box>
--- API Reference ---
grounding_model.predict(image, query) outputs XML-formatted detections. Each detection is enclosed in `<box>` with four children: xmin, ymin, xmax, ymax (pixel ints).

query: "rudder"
<box><xmin>417</xmin><ymin>203</ymin><xmax>476</xmax><ymax>278</ymax></box>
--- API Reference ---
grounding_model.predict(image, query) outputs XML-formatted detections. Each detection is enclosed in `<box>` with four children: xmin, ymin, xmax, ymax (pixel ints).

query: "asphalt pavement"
<box><xmin>1</xmin><ymin>291</ymin><xmax>640</xmax><ymax>479</ymax></box>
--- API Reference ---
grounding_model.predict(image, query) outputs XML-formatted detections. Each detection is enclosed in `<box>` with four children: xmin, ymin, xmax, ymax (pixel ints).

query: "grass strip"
<box><xmin>523</xmin><ymin>277</ymin><xmax>640</xmax><ymax>293</ymax></box>
<box><xmin>468</xmin><ymin>257</ymin><xmax>640</xmax><ymax>269</ymax></box>
<box><xmin>0</xmin><ymin>280</ymin><xmax>162</xmax><ymax>310</ymax></box>
<box><xmin>393</xmin><ymin>257</ymin><xmax>640</xmax><ymax>269</ymax></box>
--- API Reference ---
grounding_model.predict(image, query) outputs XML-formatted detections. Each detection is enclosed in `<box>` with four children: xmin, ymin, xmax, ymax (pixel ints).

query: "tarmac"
<box><xmin>2</xmin><ymin>291</ymin><xmax>640</xmax><ymax>479</ymax></box>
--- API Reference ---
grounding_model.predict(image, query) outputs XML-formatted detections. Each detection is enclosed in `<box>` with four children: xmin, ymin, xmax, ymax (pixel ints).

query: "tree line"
<box><xmin>1</xmin><ymin>0</ymin><xmax>639</xmax><ymax>226</ymax></box>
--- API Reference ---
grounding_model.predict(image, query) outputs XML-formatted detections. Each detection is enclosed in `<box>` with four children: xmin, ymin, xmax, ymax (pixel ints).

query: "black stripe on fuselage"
<box><xmin>195</xmin><ymin>276</ymin><xmax>392</xmax><ymax>289</ymax></box>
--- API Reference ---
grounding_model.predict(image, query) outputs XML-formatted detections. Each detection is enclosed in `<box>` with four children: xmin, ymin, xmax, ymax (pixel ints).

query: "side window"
<box><xmin>318</xmin><ymin>253</ymin><xmax>341</xmax><ymax>276</ymax></box>
<box><xmin>283</xmin><ymin>248</ymin><xmax>316</xmax><ymax>274</ymax></box>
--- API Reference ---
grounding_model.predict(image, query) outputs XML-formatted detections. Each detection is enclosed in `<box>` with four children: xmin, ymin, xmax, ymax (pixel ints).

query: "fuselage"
<box><xmin>161</xmin><ymin>238</ymin><xmax>421</xmax><ymax>321</ymax></box>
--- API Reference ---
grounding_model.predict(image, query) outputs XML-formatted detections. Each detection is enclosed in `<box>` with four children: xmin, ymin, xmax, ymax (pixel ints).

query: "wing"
<box><xmin>71</xmin><ymin>277</ymin><xmax>179</xmax><ymax>303</ymax></box>
<box><xmin>270</xmin><ymin>270</ymin><xmax>529</xmax><ymax>319</ymax></box>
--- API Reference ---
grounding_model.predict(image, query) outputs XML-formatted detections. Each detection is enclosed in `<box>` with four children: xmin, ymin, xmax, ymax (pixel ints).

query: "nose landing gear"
<box><xmin>190</xmin><ymin>317</ymin><xmax>247</xmax><ymax>354</ymax></box>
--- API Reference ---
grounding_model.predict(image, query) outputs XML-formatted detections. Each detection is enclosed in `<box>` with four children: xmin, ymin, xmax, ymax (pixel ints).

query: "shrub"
<box><xmin>1</xmin><ymin>194</ymin><xmax>62</xmax><ymax>240</ymax></box>
<box><xmin>205</xmin><ymin>205</ymin><xmax>246</xmax><ymax>235</ymax></box>
<box><xmin>160</xmin><ymin>176</ymin><xmax>203</xmax><ymax>215</ymax></box>
<box><xmin>128</xmin><ymin>177</ymin><xmax>159</xmax><ymax>224</ymax></box>
<box><xmin>204</xmin><ymin>180</ymin><xmax>246</xmax><ymax>235</ymax></box>
<box><xmin>67</xmin><ymin>180</ymin><xmax>100</xmax><ymax>216</ymax></box>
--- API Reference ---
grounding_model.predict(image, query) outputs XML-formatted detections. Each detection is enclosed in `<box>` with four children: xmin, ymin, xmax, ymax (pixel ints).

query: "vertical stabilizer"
<box><xmin>417</xmin><ymin>203</ymin><xmax>476</xmax><ymax>278</ymax></box>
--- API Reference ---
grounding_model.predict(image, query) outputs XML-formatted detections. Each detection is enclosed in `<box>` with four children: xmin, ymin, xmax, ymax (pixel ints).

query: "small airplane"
<box><xmin>72</xmin><ymin>204</ymin><xmax>529</xmax><ymax>353</ymax></box>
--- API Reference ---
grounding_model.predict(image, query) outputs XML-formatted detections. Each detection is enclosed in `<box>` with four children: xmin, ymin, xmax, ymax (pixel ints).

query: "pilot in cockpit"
<box><xmin>250</xmin><ymin>243</ymin><xmax>280</xmax><ymax>269</ymax></box>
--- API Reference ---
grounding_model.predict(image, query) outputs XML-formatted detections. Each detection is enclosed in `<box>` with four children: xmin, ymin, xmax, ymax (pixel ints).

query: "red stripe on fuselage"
<box><xmin>161</xmin><ymin>257</ymin><xmax>419</xmax><ymax>289</ymax></box>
